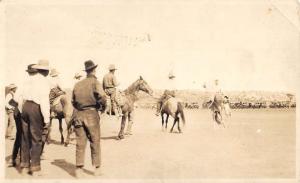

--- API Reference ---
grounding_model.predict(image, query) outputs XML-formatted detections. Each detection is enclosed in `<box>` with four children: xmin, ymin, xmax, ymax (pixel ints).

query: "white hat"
<box><xmin>32</xmin><ymin>59</ymin><xmax>50</xmax><ymax>70</ymax></box>
<box><xmin>168</xmin><ymin>71</ymin><xmax>175</xmax><ymax>79</ymax></box>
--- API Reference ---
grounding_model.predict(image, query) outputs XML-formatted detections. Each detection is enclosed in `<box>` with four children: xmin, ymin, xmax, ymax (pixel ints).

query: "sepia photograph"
<box><xmin>1</xmin><ymin>0</ymin><xmax>299</xmax><ymax>182</ymax></box>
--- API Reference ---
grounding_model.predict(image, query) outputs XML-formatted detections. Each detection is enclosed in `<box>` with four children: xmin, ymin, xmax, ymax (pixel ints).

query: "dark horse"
<box><xmin>48</xmin><ymin>91</ymin><xmax>74</xmax><ymax>145</ymax></box>
<box><xmin>161</xmin><ymin>97</ymin><xmax>186</xmax><ymax>133</ymax></box>
<box><xmin>116</xmin><ymin>76</ymin><xmax>153</xmax><ymax>140</ymax></box>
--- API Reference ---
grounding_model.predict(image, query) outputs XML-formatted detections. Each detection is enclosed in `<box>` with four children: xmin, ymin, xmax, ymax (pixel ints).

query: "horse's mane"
<box><xmin>124</xmin><ymin>79</ymin><xmax>139</xmax><ymax>95</ymax></box>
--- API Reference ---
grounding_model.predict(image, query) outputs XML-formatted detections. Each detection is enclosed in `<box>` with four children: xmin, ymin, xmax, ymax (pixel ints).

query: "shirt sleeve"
<box><xmin>39</xmin><ymin>82</ymin><xmax>50</xmax><ymax>124</ymax></box>
<box><xmin>112</xmin><ymin>75</ymin><xmax>119</xmax><ymax>87</ymax></box>
<box><xmin>94</xmin><ymin>80</ymin><xmax>107</xmax><ymax>100</ymax></box>
<box><xmin>5</xmin><ymin>93</ymin><xmax>14</xmax><ymax>109</ymax></box>
<box><xmin>72</xmin><ymin>88</ymin><xmax>77</xmax><ymax>109</ymax></box>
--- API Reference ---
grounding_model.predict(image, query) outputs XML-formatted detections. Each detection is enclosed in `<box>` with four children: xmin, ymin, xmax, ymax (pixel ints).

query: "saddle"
<box><xmin>115</xmin><ymin>90</ymin><xmax>126</xmax><ymax>106</ymax></box>
<box><xmin>51</xmin><ymin>95</ymin><xmax>63</xmax><ymax>114</ymax></box>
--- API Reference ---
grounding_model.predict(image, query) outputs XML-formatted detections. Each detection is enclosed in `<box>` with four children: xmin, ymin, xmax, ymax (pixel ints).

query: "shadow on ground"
<box><xmin>51</xmin><ymin>159</ymin><xmax>94</xmax><ymax>178</ymax></box>
<box><xmin>101</xmin><ymin>136</ymin><xmax>118</xmax><ymax>140</ymax></box>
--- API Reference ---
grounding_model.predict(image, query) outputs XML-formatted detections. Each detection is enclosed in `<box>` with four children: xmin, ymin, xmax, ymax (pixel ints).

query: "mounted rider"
<box><xmin>103</xmin><ymin>64</ymin><xmax>123</xmax><ymax>117</ymax></box>
<box><xmin>207</xmin><ymin>79</ymin><xmax>224</xmax><ymax>113</ymax></box>
<box><xmin>155</xmin><ymin>71</ymin><xmax>177</xmax><ymax>116</ymax></box>
<box><xmin>49</xmin><ymin>69</ymin><xmax>66</xmax><ymax>118</ymax></box>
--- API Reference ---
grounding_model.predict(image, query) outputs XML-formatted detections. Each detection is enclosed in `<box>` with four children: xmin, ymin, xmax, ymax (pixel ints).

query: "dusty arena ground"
<box><xmin>5</xmin><ymin>108</ymin><xmax>296</xmax><ymax>179</ymax></box>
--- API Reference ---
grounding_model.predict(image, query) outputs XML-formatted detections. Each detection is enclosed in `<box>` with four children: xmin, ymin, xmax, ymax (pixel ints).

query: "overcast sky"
<box><xmin>3</xmin><ymin>0</ymin><xmax>300</xmax><ymax>92</ymax></box>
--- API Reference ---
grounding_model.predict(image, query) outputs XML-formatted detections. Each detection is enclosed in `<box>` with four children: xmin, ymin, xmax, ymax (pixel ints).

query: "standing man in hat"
<box><xmin>9</xmin><ymin>64</ymin><xmax>38</xmax><ymax>167</ymax></box>
<box><xmin>19</xmin><ymin>60</ymin><xmax>51</xmax><ymax>176</ymax></box>
<box><xmin>155</xmin><ymin>71</ymin><xmax>177</xmax><ymax>116</ymax></box>
<box><xmin>72</xmin><ymin>60</ymin><xmax>106</xmax><ymax>177</ymax></box>
<box><xmin>103</xmin><ymin>64</ymin><xmax>122</xmax><ymax>117</ymax></box>
<box><xmin>5</xmin><ymin>84</ymin><xmax>18</xmax><ymax>139</ymax></box>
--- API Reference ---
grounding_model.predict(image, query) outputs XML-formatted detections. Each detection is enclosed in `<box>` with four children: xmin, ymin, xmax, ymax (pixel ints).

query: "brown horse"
<box><xmin>116</xmin><ymin>76</ymin><xmax>153</xmax><ymax>140</ymax></box>
<box><xmin>161</xmin><ymin>97</ymin><xmax>186</xmax><ymax>133</ymax></box>
<box><xmin>48</xmin><ymin>91</ymin><xmax>74</xmax><ymax>145</ymax></box>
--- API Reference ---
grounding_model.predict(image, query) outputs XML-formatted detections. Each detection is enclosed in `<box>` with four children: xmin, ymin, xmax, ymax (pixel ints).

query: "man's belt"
<box><xmin>79</xmin><ymin>105</ymin><xmax>97</xmax><ymax>111</ymax></box>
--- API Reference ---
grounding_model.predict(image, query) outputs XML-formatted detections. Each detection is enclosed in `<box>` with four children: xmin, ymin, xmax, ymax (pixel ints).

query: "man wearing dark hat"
<box><xmin>103</xmin><ymin>64</ymin><xmax>122</xmax><ymax>117</ymax></box>
<box><xmin>72</xmin><ymin>60</ymin><xmax>106</xmax><ymax>177</ymax></box>
<box><xmin>19</xmin><ymin>60</ymin><xmax>51</xmax><ymax>176</ymax></box>
<box><xmin>9</xmin><ymin>64</ymin><xmax>38</xmax><ymax>167</ymax></box>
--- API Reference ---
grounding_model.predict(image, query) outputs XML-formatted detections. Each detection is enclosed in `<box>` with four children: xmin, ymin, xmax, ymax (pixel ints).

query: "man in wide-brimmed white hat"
<box><xmin>103</xmin><ymin>64</ymin><xmax>123</xmax><ymax>117</ymax></box>
<box><xmin>19</xmin><ymin>59</ymin><xmax>51</xmax><ymax>176</ymax></box>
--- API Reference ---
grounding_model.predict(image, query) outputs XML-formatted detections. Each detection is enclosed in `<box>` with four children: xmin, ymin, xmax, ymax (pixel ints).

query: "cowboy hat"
<box><xmin>168</xmin><ymin>71</ymin><xmax>175</xmax><ymax>79</ymax></box>
<box><xmin>26</xmin><ymin>64</ymin><xmax>38</xmax><ymax>73</ymax></box>
<box><xmin>8</xmin><ymin>84</ymin><xmax>17</xmax><ymax>90</ymax></box>
<box><xmin>50</xmin><ymin>69</ymin><xmax>60</xmax><ymax>77</ymax></box>
<box><xmin>32</xmin><ymin>59</ymin><xmax>50</xmax><ymax>70</ymax></box>
<box><xmin>84</xmin><ymin>60</ymin><xmax>98</xmax><ymax>71</ymax></box>
<box><xmin>108</xmin><ymin>64</ymin><xmax>117</xmax><ymax>71</ymax></box>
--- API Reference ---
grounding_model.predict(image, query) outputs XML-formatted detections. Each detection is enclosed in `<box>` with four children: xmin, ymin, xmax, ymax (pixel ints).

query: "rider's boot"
<box><xmin>116</xmin><ymin>105</ymin><xmax>123</xmax><ymax>117</ymax></box>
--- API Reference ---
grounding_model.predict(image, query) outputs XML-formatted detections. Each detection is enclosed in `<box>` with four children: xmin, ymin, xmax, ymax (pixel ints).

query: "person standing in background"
<box><xmin>5</xmin><ymin>84</ymin><xmax>18</xmax><ymax>140</ymax></box>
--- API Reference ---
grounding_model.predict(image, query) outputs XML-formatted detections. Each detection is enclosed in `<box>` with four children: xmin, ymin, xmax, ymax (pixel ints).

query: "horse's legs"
<box><xmin>59</xmin><ymin>119</ymin><xmax>64</xmax><ymax>144</ymax></box>
<box><xmin>118</xmin><ymin>114</ymin><xmax>127</xmax><ymax>140</ymax></box>
<box><xmin>47</xmin><ymin>118</ymin><xmax>53</xmax><ymax>144</ymax></box>
<box><xmin>165</xmin><ymin>114</ymin><xmax>169</xmax><ymax>131</ymax></box>
<box><xmin>126</xmin><ymin>112</ymin><xmax>134</xmax><ymax>135</ymax></box>
<box><xmin>64</xmin><ymin>116</ymin><xmax>72</xmax><ymax>146</ymax></box>
<box><xmin>177</xmin><ymin>114</ymin><xmax>182</xmax><ymax>133</ymax></box>
<box><xmin>170</xmin><ymin>116</ymin><xmax>177</xmax><ymax>133</ymax></box>
<box><xmin>161</xmin><ymin>113</ymin><xmax>165</xmax><ymax>131</ymax></box>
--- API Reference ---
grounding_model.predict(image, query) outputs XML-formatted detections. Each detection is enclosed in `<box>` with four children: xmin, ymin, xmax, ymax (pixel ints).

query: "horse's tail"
<box><xmin>177</xmin><ymin>102</ymin><xmax>186</xmax><ymax>126</ymax></box>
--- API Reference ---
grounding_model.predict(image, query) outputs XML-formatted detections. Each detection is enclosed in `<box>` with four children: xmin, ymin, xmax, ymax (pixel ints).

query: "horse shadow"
<box><xmin>51</xmin><ymin>159</ymin><xmax>94</xmax><ymax>177</ymax></box>
<box><xmin>101</xmin><ymin>136</ymin><xmax>118</xmax><ymax>140</ymax></box>
<box><xmin>48</xmin><ymin>139</ymin><xmax>63</xmax><ymax>145</ymax></box>
<box><xmin>5</xmin><ymin>155</ymin><xmax>23</xmax><ymax>174</ymax></box>
<box><xmin>5</xmin><ymin>155</ymin><xmax>12</xmax><ymax>163</ymax></box>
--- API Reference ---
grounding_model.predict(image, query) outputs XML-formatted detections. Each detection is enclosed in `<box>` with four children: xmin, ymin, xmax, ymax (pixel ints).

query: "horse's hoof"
<box><xmin>64</xmin><ymin>142</ymin><xmax>69</xmax><ymax>147</ymax></box>
<box><xmin>116</xmin><ymin>135</ymin><xmax>124</xmax><ymax>140</ymax></box>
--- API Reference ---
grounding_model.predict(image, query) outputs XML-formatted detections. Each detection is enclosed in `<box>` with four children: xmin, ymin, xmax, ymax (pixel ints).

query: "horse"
<box><xmin>116</xmin><ymin>76</ymin><xmax>153</xmax><ymax>140</ymax></box>
<box><xmin>47</xmin><ymin>91</ymin><xmax>74</xmax><ymax>145</ymax></box>
<box><xmin>160</xmin><ymin>97</ymin><xmax>186</xmax><ymax>133</ymax></box>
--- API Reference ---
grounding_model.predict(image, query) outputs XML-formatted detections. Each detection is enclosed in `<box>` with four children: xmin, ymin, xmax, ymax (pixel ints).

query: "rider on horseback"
<box><xmin>49</xmin><ymin>69</ymin><xmax>66</xmax><ymax>118</ymax></box>
<box><xmin>155</xmin><ymin>71</ymin><xmax>177</xmax><ymax>116</ymax></box>
<box><xmin>103</xmin><ymin>64</ymin><xmax>123</xmax><ymax>117</ymax></box>
<box><xmin>207</xmin><ymin>79</ymin><xmax>223</xmax><ymax>112</ymax></box>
